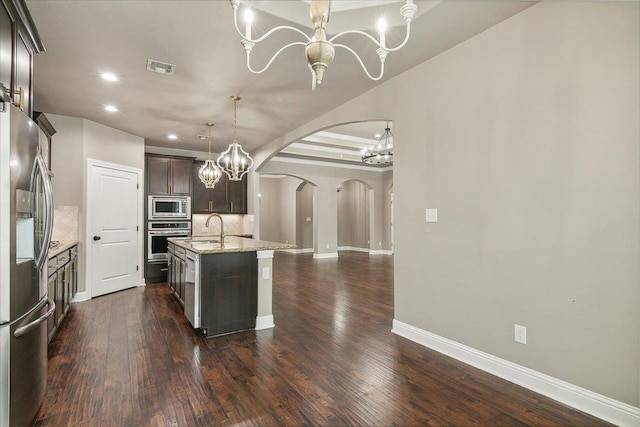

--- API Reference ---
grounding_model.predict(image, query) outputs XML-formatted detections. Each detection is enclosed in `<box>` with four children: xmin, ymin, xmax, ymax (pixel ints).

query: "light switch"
<box><xmin>426</xmin><ymin>208</ymin><xmax>438</xmax><ymax>223</ymax></box>
<box><xmin>306</xmin><ymin>217</ymin><xmax>311</xmax><ymax>222</ymax></box>
<box><xmin>262</xmin><ymin>267</ymin><xmax>270</xmax><ymax>280</ymax></box>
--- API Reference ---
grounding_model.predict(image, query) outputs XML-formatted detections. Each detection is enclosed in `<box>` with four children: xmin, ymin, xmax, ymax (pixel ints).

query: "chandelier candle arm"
<box><xmin>244</xmin><ymin>41</ymin><xmax>307</xmax><ymax>75</ymax></box>
<box><xmin>229</xmin><ymin>0</ymin><xmax>418</xmax><ymax>90</ymax></box>
<box><xmin>334</xmin><ymin>43</ymin><xmax>386</xmax><ymax>81</ymax></box>
<box><xmin>231</xmin><ymin>1</ymin><xmax>311</xmax><ymax>44</ymax></box>
<box><xmin>328</xmin><ymin>22</ymin><xmax>412</xmax><ymax>53</ymax></box>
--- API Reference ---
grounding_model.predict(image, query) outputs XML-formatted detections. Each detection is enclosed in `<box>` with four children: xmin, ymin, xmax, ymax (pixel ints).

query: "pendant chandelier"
<box><xmin>216</xmin><ymin>96</ymin><xmax>254</xmax><ymax>181</ymax></box>
<box><xmin>230</xmin><ymin>0</ymin><xmax>418</xmax><ymax>90</ymax></box>
<box><xmin>362</xmin><ymin>121</ymin><xmax>393</xmax><ymax>165</ymax></box>
<box><xmin>198</xmin><ymin>122</ymin><xmax>223</xmax><ymax>188</ymax></box>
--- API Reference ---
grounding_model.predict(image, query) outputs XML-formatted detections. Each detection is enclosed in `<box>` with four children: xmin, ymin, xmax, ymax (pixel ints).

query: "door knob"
<box><xmin>93</xmin><ymin>236</ymin><xmax>101</xmax><ymax>241</ymax></box>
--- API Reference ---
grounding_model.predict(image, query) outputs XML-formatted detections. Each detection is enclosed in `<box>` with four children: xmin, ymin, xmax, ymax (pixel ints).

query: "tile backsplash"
<box><xmin>52</xmin><ymin>205</ymin><xmax>79</xmax><ymax>243</ymax></box>
<box><xmin>192</xmin><ymin>214</ymin><xmax>254</xmax><ymax>237</ymax></box>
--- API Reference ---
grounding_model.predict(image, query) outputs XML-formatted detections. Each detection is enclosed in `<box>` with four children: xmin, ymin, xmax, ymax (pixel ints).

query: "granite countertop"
<box><xmin>48</xmin><ymin>241</ymin><xmax>78</xmax><ymax>259</ymax></box>
<box><xmin>168</xmin><ymin>236</ymin><xmax>295</xmax><ymax>254</ymax></box>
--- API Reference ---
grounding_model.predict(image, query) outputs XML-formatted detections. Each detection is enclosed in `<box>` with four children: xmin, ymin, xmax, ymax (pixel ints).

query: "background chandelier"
<box><xmin>198</xmin><ymin>122</ymin><xmax>223</xmax><ymax>188</ymax></box>
<box><xmin>217</xmin><ymin>96</ymin><xmax>254</xmax><ymax>181</ymax></box>
<box><xmin>230</xmin><ymin>0</ymin><xmax>418</xmax><ymax>90</ymax></box>
<box><xmin>362</xmin><ymin>121</ymin><xmax>393</xmax><ymax>165</ymax></box>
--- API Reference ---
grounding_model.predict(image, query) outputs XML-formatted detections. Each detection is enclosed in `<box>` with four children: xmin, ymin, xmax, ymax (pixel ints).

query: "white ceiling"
<box><xmin>27</xmin><ymin>0</ymin><xmax>535</xmax><ymax>166</ymax></box>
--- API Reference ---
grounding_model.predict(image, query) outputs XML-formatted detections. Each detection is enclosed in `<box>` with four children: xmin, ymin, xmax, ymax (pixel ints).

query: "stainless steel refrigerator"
<box><xmin>0</xmin><ymin>102</ymin><xmax>54</xmax><ymax>426</ymax></box>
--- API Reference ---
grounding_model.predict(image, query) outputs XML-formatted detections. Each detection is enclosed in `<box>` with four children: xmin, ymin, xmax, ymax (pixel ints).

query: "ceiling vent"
<box><xmin>146</xmin><ymin>59</ymin><xmax>175</xmax><ymax>75</ymax></box>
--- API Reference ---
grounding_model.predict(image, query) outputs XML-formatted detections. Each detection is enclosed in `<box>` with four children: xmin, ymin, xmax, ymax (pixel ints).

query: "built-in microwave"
<box><xmin>148</xmin><ymin>196</ymin><xmax>191</xmax><ymax>220</ymax></box>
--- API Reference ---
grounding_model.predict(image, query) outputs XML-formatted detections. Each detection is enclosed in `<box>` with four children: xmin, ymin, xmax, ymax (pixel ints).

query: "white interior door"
<box><xmin>89</xmin><ymin>163</ymin><xmax>139</xmax><ymax>297</ymax></box>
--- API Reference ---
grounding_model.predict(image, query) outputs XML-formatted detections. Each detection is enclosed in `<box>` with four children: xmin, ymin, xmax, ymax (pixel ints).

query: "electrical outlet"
<box><xmin>201</xmin><ymin>227</ymin><xmax>208</xmax><ymax>232</ymax></box>
<box><xmin>262</xmin><ymin>267</ymin><xmax>270</xmax><ymax>280</ymax></box>
<box><xmin>326</xmin><ymin>243</ymin><xmax>330</xmax><ymax>249</ymax></box>
<box><xmin>426</xmin><ymin>208</ymin><xmax>438</xmax><ymax>223</ymax></box>
<box><xmin>285</xmin><ymin>240</ymin><xmax>289</xmax><ymax>244</ymax></box>
<box><xmin>514</xmin><ymin>324</ymin><xmax>527</xmax><ymax>344</ymax></box>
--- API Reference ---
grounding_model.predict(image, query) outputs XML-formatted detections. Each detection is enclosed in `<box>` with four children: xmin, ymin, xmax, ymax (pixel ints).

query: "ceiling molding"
<box><xmin>271</xmin><ymin>155</ymin><xmax>392</xmax><ymax>172</ymax></box>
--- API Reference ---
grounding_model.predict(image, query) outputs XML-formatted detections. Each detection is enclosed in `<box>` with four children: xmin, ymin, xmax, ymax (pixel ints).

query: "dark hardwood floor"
<box><xmin>34</xmin><ymin>252</ymin><xmax>608</xmax><ymax>426</ymax></box>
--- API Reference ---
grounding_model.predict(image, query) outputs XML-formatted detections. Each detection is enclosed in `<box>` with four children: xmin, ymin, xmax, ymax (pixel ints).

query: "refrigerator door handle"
<box><xmin>13</xmin><ymin>297</ymin><xmax>55</xmax><ymax>338</ymax></box>
<box><xmin>33</xmin><ymin>153</ymin><xmax>54</xmax><ymax>271</ymax></box>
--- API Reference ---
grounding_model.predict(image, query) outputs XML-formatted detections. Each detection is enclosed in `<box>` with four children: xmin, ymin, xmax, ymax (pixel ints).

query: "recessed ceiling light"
<box><xmin>100</xmin><ymin>72</ymin><xmax>119</xmax><ymax>82</ymax></box>
<box><xmin>104</xmin><ymin>105</ymin><xmax>118</xmax><ymax>112</ymax></box>
<box><xmin>375</xmin><ymin>133</ymin><xmax>381</xmax><ymax>138</ymax></box>
<box><xmin>168</xmin><ymin>134</ymin><xmax>178</xmax><ymax>140</ymax></box>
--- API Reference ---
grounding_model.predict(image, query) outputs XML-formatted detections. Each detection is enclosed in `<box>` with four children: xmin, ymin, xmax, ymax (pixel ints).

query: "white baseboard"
<box><xmin>282</xmin><ymin>248</ymin><xmax>314</xmax><ymax>254</ymax></box>
<box><xmin>337</xmin><ymin>246</ymin><xmax>370</xmax><ymax>253</ymax></box>
<box><xmin>138</xmin><ymin>279</ymin><xmax>146</xmax><ymax>287</ymax></box>
<box><xmin>255</xmin><ymin>315</ymin><xmax>275</xmax><ymax>330</ymax></box>
<box><xmin>392</xmin><ymin>319</ymin><xmax>640</xmax><ymax>427</ymax></box>
<box><xmin>71</xmin><ymin>291</ymin><xmax>90</xmax><ymax>302</ymax></box>
<box><xmin>313</xmin><ymin>252</ymin><xmax>339</xmax><ymax>259</ymax></box>
<box><xmin>369</xmin><ymin>249</ymin><xmax>393</xmax><ymax>255</ymax></box>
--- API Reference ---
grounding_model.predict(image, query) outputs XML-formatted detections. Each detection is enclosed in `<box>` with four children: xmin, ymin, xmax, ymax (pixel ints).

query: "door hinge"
<box><xmin>136</xmin><ymin>265</ymin><xmax>139</xmax><ymax>271</ymax></box>
<box><xmin>137</xmin><ymin>183</ymin><xmax>139</xmax><ymax>189</ymax></box>
<box><xmin>137</xmin><ymin>225</ymin><xmax>139</xmax><ymax>231</ymax></box>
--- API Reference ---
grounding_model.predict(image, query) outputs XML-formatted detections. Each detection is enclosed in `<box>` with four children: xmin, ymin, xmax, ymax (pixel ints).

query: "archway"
<box><xmin>257</xmin><ymin>173</ymin><xmax>317</xmax><ymax>253</ymax></box>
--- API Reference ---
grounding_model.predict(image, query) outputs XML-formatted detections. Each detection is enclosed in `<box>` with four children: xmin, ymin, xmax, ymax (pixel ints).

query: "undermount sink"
<box><xmin>189</xmin><ymin>240</ymin><xmax>221</xmax><ymax>251</ymax></box>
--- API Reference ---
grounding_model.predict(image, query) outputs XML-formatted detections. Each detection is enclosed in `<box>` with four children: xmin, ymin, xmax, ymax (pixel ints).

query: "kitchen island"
<box><xmin>167</xmin><ymin>236</ymin><xmax>294</xmax><ymax>337</ymax></box>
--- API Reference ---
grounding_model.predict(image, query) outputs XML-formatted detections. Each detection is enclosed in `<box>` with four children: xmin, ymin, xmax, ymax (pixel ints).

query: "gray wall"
<box><xmin>337</xmin><ymin>180</ymin><xmax>371</xmax><ymax>249</ymax></box>
<box><xmin>296</xmin><ymin>182</ymin><xmax>314</xmax><ymax>249</ymax></box>
<box><xmin>259</xmin><ymin>176</ymin><xmax>305</xmax><ymax>245</ymax></box>
<box><xmin>257</xmin><ymin>178</ymin><xmax>282</xmax><ymax>242</ymax></box>
<box><xmin>48</xmin><ymin>114</ymin><xmax>145</xmax><ymax>293</ymax></box>
<box><xmin>250</xmin><ymin>2</ymin><xmax>640</xmax><ymax>407</ymax></box>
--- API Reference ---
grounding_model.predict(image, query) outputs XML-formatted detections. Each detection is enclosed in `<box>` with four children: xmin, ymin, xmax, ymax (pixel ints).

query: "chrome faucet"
<box><xmin>205</xmin><ymin>213</ymin><xmax>225</xmax><ymax>244</ymax></box>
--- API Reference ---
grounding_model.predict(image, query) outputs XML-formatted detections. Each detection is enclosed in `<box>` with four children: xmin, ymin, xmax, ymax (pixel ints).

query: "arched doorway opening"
<box><xmin>257</xmin><ymin>173</ymin><xmax>317</xmax><ymax>253</ymax></box>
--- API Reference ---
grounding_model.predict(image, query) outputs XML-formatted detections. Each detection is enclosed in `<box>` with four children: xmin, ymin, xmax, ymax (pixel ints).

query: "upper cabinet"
<box><xmin>191</xmin><ymin>162</ymin><xmax>247</xmax><ymax>214</ymax></box>
<box><xmin>146</xmin><ymin>154</ymin><xmax>193</xmax><ymax>196</ymax></box>
<box><xmin>33</xmin><ymin>111</ymin><xmax>55</xmax><ymax>170</ymax></box>
<box><xmin>228</xmin><ymin>178</ymin><xmax>246</xmax><ymax>214</ymax></box>
<box><xmin>0</xmin><ymin>0</ymin><xmax>45</xmax><ymax>117</ymax></box>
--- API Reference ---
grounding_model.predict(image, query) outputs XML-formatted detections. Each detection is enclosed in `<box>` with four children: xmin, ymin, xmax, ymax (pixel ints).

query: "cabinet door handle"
<box><xmin>209</xmin><ymin>201</ymin><xmax>212</xmax><ymax>212</ymax></box>
<box><xmin>231</xmin><ymin>201</ymin><xmax>234</xmax><ymax>212</ymax></box>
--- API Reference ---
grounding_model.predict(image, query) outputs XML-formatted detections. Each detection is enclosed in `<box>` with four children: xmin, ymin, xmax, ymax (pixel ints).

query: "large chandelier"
<box><xmin>362</xmin><ymin>121</ymin><xmax>393</xmax><ymax>165</ymax></box>
<box><xmin>199</xmin><ymin>122</ymin><xmax>223</xmax><ymax>188</ymax></box>
<box><xmin>230</xmin><ymin>0</ymin><xmax>418</xmax><ymax>90</ymax></box>
<box><xmin>217</xmin><ymin>96</ymin><xmax>254</xmax><ymax>181</ymax></box>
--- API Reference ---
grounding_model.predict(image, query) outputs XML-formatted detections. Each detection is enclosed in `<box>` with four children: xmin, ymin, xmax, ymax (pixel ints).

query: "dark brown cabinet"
<box><xmin>34</xmin><ymin>111</ymin><xmax>55</xmax><ymax>169</ymax></box>
<box><xmin>191</xmin><ymin>162</ymin><xmax>247</xmax><ymax>214</ymax></box>
<box><xmin>0</xmin><ymin>4</ymin><xmax>12</xmax><ymax>94</ymax></box>
<box><xmin>229</xmin><ymin>178</ymin><xmax>246</xmax><ymax>213</ymax></box>
<box><xmin>0</xmin><ymin>0</ymin><xmax>44</xmax><ymax>117</ymax></box>
<box><xmin>47</xmin><ymin>244</ymin><xmax>77</xmax><ymax>343</ymax></box>
<box><xmin>146</xmin><ymin>154</ymin><xmax>193</xmax><ymax>196</ymax></box>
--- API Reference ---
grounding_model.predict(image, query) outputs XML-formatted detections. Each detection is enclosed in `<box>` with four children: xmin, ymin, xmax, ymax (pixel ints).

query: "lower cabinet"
<box><xmin>167</xmin><ymin>243</ymin><xmax>186</xmax><ymax>305</ymax></box>
<box><xmin>47</xmin><ymin>244</ymin><xmax>78</xmax><ymax>343</ymax></box>
<box><xmin>145</xmin><ymin>261</ymin><xmax>168</xmax><ymax>284</ymax></box>
<box><xmin>169</xmin><ymin>245</ymin><xmax>257</xmax><ymax>337</ymax></box>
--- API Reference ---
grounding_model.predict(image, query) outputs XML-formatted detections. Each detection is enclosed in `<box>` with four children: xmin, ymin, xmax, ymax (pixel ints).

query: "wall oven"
<box><xmin>147</xmin><ymin>221</ymin><xmax>191</xmax><ymax>262</ymax></box>
<box><xmin>148</xmin><ymin>196</ymin><xmax>191</xmax><ymax>220</ymax></box>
